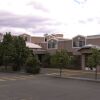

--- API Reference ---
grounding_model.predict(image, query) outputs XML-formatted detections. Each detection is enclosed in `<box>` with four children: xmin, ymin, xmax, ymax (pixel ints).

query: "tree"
<box><xmin>42</xmin><ymin>53</ymin><xmax>51</xmax><ymax>68</ymax></box>
<box><xmin>2</xmin><ymin>32</ymin><xmax>14</xmax><ymax>70</ymax></box>
<box><xmin>0</xmin><ymin>32</ymin><xmax>36</xmax><ymax>72</ymax></box>
<box><xmin>12</xmin><ymin>36</ymin><xmax>30</xmax><ymax>71</ymax></box>
<box><xmin>87</xmin><ymin>48</ymin><xmax>100</xmax><ymax>79</ymax></box>
<box><xmin>50</xmin><ymin>50</ymin><xmax>70</xmax><ymax>77</ymax></box>
<box><xmin>25</xmin><ymin>54</ymin><xmax>40</xmax><ymax>74</ymax></box>
<box><xmin>0</xmin><ymin>43</ymin><xmax>3</xmax><ymax>66</ymax></box>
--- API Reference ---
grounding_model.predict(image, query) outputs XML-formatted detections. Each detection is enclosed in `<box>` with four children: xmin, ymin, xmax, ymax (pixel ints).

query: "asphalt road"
<box><xmin>0</xmin><ymin>73</ymin><xmax>100</xmax><ymax>100</ymax></box>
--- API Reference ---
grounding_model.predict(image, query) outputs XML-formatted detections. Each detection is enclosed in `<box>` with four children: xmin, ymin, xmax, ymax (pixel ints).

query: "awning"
<box><xmin>26</xmin><ymin>42</ymin><xmax>42</xmax><ymax>49</ymax></box>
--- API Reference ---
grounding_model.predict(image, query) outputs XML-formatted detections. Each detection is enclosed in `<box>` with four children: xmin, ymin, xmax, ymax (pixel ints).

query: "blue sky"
<box><xmin>0</xmin><ymin>0</ymin><xmax>100</xmax><ymax>38</ymax></box>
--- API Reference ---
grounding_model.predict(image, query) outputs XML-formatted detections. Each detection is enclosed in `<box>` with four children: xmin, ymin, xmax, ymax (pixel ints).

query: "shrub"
<box><xmin>25</xmin><ymin>56</ymin><xmax>40</xmax><ymax>74</ymax></box>
<box><xmin>42</xmin><ymin>53</ymin><xmax>51</xmax><ymax>68</ymax></box>
<box><xmin>66</xmin><ymin>56</ymin><xmax>81</xmax><ymax>70</ymax></box>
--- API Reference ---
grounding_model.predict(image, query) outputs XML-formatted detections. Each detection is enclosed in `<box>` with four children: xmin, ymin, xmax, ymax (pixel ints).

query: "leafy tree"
<box><xmin>87</xmin><ymin>48</ymin><xmax>100</xmax><ymax>79</ymax></box>
<box><xmin>50</xmin><ymin>50</ymin><xmax>70</xmax><ymax>77</ymax></box>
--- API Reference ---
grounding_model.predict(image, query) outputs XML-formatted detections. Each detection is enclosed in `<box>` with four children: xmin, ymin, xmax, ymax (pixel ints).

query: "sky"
<box><xmin>0</xmin><ymin>0</ymin><xmax>100</xmax><ymax>38</ymax></box>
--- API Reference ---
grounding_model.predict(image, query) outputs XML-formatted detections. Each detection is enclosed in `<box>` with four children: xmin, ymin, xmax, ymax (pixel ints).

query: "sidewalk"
<box><xmin>44</xmin><ymin>68</ymin><xmax>100</xmax><ymax>82</ymax></box>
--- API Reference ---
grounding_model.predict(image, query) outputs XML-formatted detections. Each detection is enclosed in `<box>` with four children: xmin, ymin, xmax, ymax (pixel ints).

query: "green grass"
<box><xmin>0</xmin><ymin>66</ymin><xmax>14</xmax><ymax>72</ymax></box>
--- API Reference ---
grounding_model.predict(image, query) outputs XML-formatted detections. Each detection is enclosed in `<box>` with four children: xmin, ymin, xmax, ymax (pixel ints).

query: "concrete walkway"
<box><xmin>41</xmin><ymin>68</ymin><xmax>100</xmax><ymax>82</ymax></box>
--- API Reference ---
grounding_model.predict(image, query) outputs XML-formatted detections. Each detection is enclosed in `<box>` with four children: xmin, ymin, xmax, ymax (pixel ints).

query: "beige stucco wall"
<box><xmin>31</xmin><ymin>37</ymin><xmax>45</xmax><ymax>43</ymax></box>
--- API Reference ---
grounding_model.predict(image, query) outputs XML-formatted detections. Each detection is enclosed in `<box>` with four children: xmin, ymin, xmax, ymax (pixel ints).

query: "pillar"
<box><xmin>81</xmin><ymin>54</ymin><xmax>85</xmax><ymax>70</ymax></box>
<box><xmin>30</xmin><ymin>36</ymin><xmax>31</xmax><ymax>42</ymax></box>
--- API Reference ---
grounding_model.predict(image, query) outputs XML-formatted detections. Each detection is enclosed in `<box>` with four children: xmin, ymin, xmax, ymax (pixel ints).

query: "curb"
<box><xmin>65</xmin><ymin>76</ymin><xmax>100</xmax><ymax>83</ymax></box>
<box><xmin>47</xmin><ymin>74</ymin><xmax>100</xmax><ymax>83</ymax></box>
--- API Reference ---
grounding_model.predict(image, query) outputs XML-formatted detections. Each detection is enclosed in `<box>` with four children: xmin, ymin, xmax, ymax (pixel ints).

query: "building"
<box><xmin>20</xmin><ymin>33</ymin><xmax>100</xmax><ymax>70</ymax></box>
<box><xmin>1</xmin><ymin>33</ymin><xmax>100</xmax><ymax>70</ymax></box>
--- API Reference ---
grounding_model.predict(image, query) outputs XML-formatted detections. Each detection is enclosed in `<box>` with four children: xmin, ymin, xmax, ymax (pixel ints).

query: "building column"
<box><xmin>30</xmin><ymin>36</ymin><xmax>31</xmax><ymax>42</ymax></box>
<box><xmin>81</xmin><ymin>54</ymin><xmax>85</xmax><ymax>70</ymax></box>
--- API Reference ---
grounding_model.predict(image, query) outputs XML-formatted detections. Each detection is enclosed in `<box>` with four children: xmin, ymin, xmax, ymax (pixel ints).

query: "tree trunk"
<box><xmin>60</xmin><ymin>67</ymin><xmax>62</xmax><ymax>77</ymax></box>
<box><xmin>95</xmin><ymin>66</ymin><xmax>97</xmax><ymax>80</ymax></box>
<box><xmin>5</xmin><ymin>60</ymin><xmax>8</xmax><ymax>71</ymax></box>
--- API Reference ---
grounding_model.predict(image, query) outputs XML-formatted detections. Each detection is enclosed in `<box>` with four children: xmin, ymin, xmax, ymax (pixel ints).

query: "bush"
<box><xmin>25</xmin><ymin>56</ymin><xmax>40</xmax><ymax>74</ymax></box>
<box><xmin>12</xmin><ymin>65</ymin><xmax>21</xmax><ymax>71</ymax></box>
<box><xmin>66</xmin><ymin>55</ymin><xmax>81</xmax><ymax>70</ymax></box>
<box><xmin>42</xmin><ymin>53</ymin><xmax>51</xmax><ymax>68</ymax></box>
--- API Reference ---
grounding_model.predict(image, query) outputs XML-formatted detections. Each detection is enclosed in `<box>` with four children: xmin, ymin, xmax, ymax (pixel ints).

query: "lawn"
<box><xmin>42</xmin><ymin>68</ymin><xmax>100</xmax><ymax>80</ymax></box>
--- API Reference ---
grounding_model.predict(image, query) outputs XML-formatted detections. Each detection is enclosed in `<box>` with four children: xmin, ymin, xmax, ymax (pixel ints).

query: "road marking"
<box><xmin>0</xmin><ymin>79</ymin><xmax>6</xmax><ymax>81</ymax></box>
<box><xmin>0</xmin><ymin>75</ymin><xmax>34</xmax><ymax>81</ymax></box>
<box><xmin>46</xmin><ymin>73</ymin><xmax>59</xmax><ymax>75</ymax></box>
<box><xmin>45</xmin><ymin>73</ymin><xmax>82</xmax><ymax>77</ymax></box>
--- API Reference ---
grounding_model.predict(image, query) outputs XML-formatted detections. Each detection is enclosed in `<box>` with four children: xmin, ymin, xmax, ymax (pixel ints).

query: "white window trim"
<box><xmin>47</xmin><ymin>38</ymin><xmax>58</xmax><ymax>50</ymax></box>
<box><xmin>72</xmin><ymin>35</ymin><xmax>86</xmax><ymax>48</ymax></box>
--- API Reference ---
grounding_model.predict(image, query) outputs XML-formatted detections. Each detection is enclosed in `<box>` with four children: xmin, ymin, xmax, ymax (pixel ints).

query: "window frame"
<box><xmin>72</xmin><ymin>36</ymin><xmax>86</xmax><ymax>48</ymax></box>
<box><xmin>47</xmin><ymin>38</ymin><xmax>58</xmax><ymax>49</ymax></box>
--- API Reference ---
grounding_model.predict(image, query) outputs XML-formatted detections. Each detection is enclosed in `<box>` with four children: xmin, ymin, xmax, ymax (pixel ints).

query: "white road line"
<box><xmin>0</xmin><ymin>75</ymin><xmax>34</xmax><ymax>81</ymax></box>
<box><xmin>0</xmin><ymin>79</ymin><xmax>6</xmax><ymax>81</ymax></box>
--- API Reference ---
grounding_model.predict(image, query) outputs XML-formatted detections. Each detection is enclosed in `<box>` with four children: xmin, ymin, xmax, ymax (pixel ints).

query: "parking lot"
<box><xmin>0</xmin><ymin>72</ymin><xmax>100</xmax><ymax>100</ymax></box>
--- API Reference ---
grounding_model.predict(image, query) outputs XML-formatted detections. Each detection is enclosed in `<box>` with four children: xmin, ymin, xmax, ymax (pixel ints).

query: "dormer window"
<box><xmin>48</xmin><ymin>39</ymin><xmax>57</xmax><ymax>49</ymax></box>
<box><xmin>72</xmin><ymin>35</ymin><xmax>86</xmax><ymax>47</ymax></box>
<box><xmin>79</xmin><ymin>41</ymin><xmax>85</xmax><ymax>47</ymax></box>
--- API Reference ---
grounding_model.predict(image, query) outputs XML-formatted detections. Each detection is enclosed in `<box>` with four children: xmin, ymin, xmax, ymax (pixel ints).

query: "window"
<box><xmin>72</xmin><ymin>36</ymin><xmax>86</xmax><ymax>47</ymax></box>
<box><xmin>73</xmin><ymin>41</ymin><xmax>77</xmax><ymax>47</ymax></box>
<box><xmin>79</xmin><ymin>41</ymin><xmax>85</xmax><ymax>47</ymax></box>
<box><xmin>48</xmin><ymin>39</ymin><xmax>57</xmax><ymax>49</ymax></box>
<box><xmin>73</xmin><ymin>41</ymin><xmax>85</xmax><ymax>47</ymax></box>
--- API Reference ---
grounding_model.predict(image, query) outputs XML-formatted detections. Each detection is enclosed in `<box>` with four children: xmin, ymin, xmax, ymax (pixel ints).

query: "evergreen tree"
<box><xmin>2</xmin><ymin>32</ymin><xmax>14</xmax><ymax>70</ymax></box>
<box><xmin>12</xmin><ymin>36</ymin><xmax>30</xmax><ymax>71</ymax></box>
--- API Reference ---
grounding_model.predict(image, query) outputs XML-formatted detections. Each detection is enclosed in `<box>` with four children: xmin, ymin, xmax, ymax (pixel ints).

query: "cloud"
<box><xmin>28</xmin><ymin>1</ymin><xmax>49</xmax><ymax>12</ymax></box>
<box><xmin>78</xmin><ymin>20</ymin><xmax>86</xmax><ymax>24</ymax></box>
<box><xmin>0</xmin><ymin>11</ymin><xmax>51</xmax><ymax>28</ymax></box>
<box><xmin>78</xmin><ymin>18</ymin><xmax>94</xmax><ymax>24</ymax></box>
<box><xmin>0</xmin><ymin>0</ymin><xmax>100</xmax><ymax>38</ymax></box>
<box><xmin>87</xmin><ymin>18</ymin><xmax>94</xmax><ymax>22</ymax></box>
<box><xmin>0</xmin><ymin>26</ymin><xmax>27</xmax><ymax>35</ymax></box>
<box><xmin>74</xmin><ymin>0</ymin><xmax>87</xmax><ymax>4</ymax></box>
<box><xmin>0</xmin><ymin>10</ymin><xmax>63</xmax><ymax>35</ymax></box>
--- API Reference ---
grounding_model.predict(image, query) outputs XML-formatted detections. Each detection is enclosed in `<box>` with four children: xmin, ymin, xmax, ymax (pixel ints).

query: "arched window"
<box><xmin>48</xmin><ymin>39</ymin><xmax>57</xmax><ymax>49</ymax></box>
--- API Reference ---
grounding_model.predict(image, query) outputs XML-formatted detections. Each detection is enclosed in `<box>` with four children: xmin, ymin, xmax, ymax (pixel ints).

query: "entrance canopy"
<box><xmin>26</xmin><ymin>42</ymin><xmax>42</xmax><ymax>49</ymax></box>
<box><xmin>78</xmin><ymin>44</ymin><xmax>100</xmax><ymax>70</ymax></box>
<box><xmin>78</xmin><ymin>44</ymin><xmax>100</xmax><ymax>54</ymax></box>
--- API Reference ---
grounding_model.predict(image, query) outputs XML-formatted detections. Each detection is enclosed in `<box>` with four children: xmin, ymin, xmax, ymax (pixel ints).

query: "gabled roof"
<box><xmin>72</xmin><ymin>35</ymin><xmax>85</xmax><ymax>39</ymax></box>
<box><xmin>20</xmin><ymin>33</ymin><xmax>30</xmax><ymax>36</ymax></box>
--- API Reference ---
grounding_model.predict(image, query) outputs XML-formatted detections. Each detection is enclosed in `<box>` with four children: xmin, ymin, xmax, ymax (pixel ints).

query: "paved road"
<box><xmin>0</xmin><ymin>73</ymin><xmax>100</xmax><ymax>100</ymax></box>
